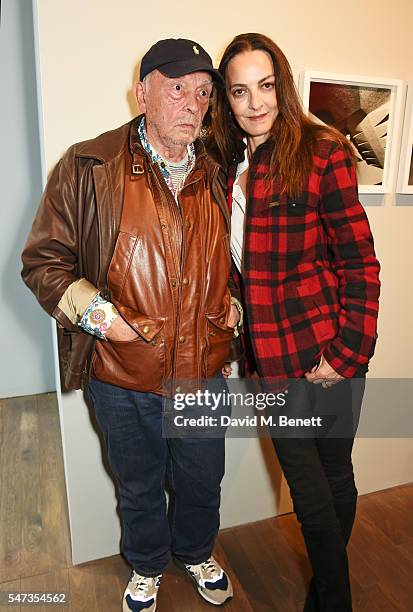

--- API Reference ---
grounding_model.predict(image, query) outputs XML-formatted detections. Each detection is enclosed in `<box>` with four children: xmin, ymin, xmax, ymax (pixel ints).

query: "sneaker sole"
<box><xmin>174</xmin><ymin>559</ymin><xmax>233</xmax><ymax>606</ymax></box>
<box><xmin>195</xmin><ymin>586</ymin><xmax>233</xmax><ymax>607</ymax></box>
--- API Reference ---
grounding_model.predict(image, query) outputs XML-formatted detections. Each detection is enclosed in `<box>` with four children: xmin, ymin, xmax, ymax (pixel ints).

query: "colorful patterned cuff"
<box><xmin>79</xmin><ymin>294</ymin><xmax>119</xmax><ymax>339</ymax></box>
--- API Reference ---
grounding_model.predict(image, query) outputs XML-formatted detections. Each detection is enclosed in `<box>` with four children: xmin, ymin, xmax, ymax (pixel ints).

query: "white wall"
<box><xmin>33</xmin><ymin>0</ymin><xmax>413</xmax><ymax>564</ymax></box>
<box><xmin>0</xmin><ymin>0</ymin><xmax>55</xmax><ymax>398</ymax></box>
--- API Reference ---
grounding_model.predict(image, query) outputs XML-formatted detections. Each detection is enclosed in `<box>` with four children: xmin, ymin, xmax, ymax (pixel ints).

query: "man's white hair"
<box><xmin>142</xmin><ymin>72</ymin><xmax>152</xmax><ymax>92</ymax></box>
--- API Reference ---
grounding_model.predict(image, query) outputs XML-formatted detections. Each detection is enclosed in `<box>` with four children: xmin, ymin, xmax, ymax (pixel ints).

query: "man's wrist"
<box><xmin>79</xmin><ymin>294</ymin><xmax>119</xmax><ymax>339</ymax></box>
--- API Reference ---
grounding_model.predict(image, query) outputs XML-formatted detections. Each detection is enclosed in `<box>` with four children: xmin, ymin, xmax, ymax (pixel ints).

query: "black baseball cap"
<box><xmin>140</xmin><ymin>38</ymin><xmax>224</xmax><ymax>86</ymax></box>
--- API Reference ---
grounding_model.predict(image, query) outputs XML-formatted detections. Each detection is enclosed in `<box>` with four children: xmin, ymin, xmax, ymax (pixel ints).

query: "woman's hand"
<box><xmin>222</xmin><ymin>363</ymin><xmax>232</xmax><ymax>378</ymax></box>
<box><xmin>227</xmin><ymin>303</ymin><xmax>240</xmax><ymax>328</ymax></box>
<box><xmin>305</xmin><ymin>354</ymin><xmax>344</xmax><ymax>388</ymax></box>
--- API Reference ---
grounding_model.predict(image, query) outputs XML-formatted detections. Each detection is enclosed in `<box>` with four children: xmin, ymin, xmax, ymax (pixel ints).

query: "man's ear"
<box><xmin>135</xmin><ymin>81</ymin><xmax>146</xmax><ymax>114</ymax></box>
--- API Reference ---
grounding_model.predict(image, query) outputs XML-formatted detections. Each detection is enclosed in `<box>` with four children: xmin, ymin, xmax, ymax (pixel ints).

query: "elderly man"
<box><xmin>22</xmin><ymin>38</ymin><xmax>240</xmax><ymax>611</ymax></box>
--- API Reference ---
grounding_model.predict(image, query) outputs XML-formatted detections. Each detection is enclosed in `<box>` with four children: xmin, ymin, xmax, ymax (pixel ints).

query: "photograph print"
<box><xmin>299</xmin><ymin>72</ymin><xmax>404</xmax><ymax>193</ymax></box>
<box><xmin>397</xmin><ymin>82</ymin><xmax>413</xmax><ymax>194</ymax></box>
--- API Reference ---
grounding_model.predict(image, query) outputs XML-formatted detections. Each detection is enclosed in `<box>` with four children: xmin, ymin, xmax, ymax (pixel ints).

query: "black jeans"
<box><xmin>270</xmin><ymin>378</ymin><xmax>365</xmax><ymax>612</ymax></box>
<box><xmin>87</xmin><ymin>378</ymin><xmax>226</xmax><ymax>576</ymax></box>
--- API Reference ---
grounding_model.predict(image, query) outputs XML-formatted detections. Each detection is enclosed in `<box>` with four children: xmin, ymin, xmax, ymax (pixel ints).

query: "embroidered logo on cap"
<box><xmin>193</xmin><ymin>45</ymin><xmax>200</xmax><ymax>55</ymax></box>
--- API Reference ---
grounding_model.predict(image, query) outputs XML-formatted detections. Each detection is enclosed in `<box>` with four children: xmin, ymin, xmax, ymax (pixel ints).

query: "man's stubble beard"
<box><xmin>163</xmin><ymin>125</ymin><xmax>201</xmax><ymax>147</ymax></box>
<box><xmin>150</xmin><ymin>115</ymin><xmax>202</xmax><ymax>148</ymax></box>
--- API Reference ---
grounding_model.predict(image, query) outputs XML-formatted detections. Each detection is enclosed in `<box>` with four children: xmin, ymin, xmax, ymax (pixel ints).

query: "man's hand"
<box><xmin>105</xmin><ymin>316</ymin><xmax>138</xmax><ymax>342</ymax></box>
<box><xmin>305</xmin><ymin>354</ymin><xmax>344</xmax><ymax>388</ymax></box>
<box><xmin>227</xmin><ymin>304</ymin><xmax>240</xmax><ymax>329</ymax></box>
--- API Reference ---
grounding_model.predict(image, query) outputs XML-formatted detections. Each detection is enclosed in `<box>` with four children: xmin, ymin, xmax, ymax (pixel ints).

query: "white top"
<box><xmin>231</xmin><ymin>141</ymin><xmax>249</xmax><ymax>273</ymax></box>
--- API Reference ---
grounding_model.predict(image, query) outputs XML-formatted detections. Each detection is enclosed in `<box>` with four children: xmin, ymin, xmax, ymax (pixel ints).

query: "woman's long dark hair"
<box><xmin>211</xmin><ymin>33</ymin><xmax>354</xmax><ymax>196</ymax></box>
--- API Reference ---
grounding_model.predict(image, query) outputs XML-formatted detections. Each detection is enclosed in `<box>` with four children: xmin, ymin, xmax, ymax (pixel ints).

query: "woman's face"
<box><xmin>226</xmin><ymin>49</ymin><xmax>278</xmax><ymax>148</ymax></box>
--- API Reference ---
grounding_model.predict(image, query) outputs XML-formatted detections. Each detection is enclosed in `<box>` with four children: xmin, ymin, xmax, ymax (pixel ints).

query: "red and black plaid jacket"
<box><xmin>228</xmin><ymin>138</ymin><xmax>380</xmax><ymax>379</ymax></box>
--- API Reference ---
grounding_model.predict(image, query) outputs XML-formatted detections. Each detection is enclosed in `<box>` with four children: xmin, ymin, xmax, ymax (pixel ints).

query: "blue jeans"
<box><xmin>87</xmin><ymin>378</ymin><xmax>226</xmax><ymax>576</ymax></box>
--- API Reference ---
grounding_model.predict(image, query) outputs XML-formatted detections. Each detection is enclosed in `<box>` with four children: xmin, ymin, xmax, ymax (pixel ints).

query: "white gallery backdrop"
<box><xmin>33</xmin><ymin>0</ymin><xmax>413</xmax><ymax>564</ymax></box>
<box><xmin>0</xmin><ymin>0</ymin><xmax>55</xmax><ymax>398</ymax></box>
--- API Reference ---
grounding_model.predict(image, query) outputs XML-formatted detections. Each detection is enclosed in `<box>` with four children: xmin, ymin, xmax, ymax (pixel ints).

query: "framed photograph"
<box><xmin>396</xmin><ymin>83</ymin><xmax>413</xmax><ymax>194</ymax></box>
<box><xmin>299</xmin><ymin>71</ymin><xmax>404</xmax><ymax>194</ymax></box>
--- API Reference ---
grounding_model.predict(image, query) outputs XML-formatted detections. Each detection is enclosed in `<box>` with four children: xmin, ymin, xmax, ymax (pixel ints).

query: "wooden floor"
<box><xmin>0</xmin><ymin>393</ymin><xmax>412</xmax><ymax>611</ymax></box>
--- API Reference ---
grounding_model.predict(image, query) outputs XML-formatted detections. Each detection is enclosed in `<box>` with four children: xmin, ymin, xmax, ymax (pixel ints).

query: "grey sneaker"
<box><xmin>123</xmin><ymin>571</ymin><xmax>162</xmax><ymax>612</ymax></box>
<box><xmin>184</xmin><ymin>556</ymin><xmax>233</xmax><ymax>605</ymax></box>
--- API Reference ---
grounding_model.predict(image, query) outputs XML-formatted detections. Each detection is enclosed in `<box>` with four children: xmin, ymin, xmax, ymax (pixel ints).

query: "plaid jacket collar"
<box><xmin>227</xmin><ymin>137</ymin><xmax>277</xmax><ymax>213</ymax></box>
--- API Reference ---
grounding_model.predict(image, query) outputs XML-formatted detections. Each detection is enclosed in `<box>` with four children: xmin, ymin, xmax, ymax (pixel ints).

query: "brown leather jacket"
<box><xmin>21</xmin><ymin>117</ymin><xmax>234</xmax><ymax>393</ymax></box>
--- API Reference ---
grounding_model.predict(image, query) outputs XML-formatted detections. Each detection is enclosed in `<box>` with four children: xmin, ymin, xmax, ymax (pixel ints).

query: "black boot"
<box><xmin>303</xmin><ymin>500</ymin><xmax>357</xmax><ymax>611</ymax></box>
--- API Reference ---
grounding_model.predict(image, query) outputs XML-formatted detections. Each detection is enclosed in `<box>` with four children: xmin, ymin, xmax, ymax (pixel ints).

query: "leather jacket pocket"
<box><xmin>204</xmin><ymin>310</ymin><xmax>233</xmax><ymax>378</ymax></box>
<box><xmin>115</xmin><ymin>304</ymin><xmax>165</xmax><ymax>342</ymax></box>
<box><xmin>92</xmin><ymin>310</ymin><xmax>166</xmax><ymax>393</ymax></box>
<box><xmin>107</xmin><ymin>232</ymin><xmax>142</xmax><ymax>302</ymax></box>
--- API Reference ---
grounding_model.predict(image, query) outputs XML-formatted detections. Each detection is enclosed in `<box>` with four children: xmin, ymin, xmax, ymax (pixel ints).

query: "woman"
<box><xmin>210</xmin><ymin>33</ymin><xmax>380</xmax><ymax>611</ymax></box>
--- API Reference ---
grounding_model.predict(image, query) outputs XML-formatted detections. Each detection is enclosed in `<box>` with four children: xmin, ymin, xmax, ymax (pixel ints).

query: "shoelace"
<box><xmin>130</xmin><ymin>573</ymin><xmax>161</xmax><ymax>596</ymax></box>
<box><xmin>187</xmin><ymin>557</ymin><xmax>219</xmax><ymax>578</ymax></box>
<box><xmin>201</xmin><ymin>559</ymin><xmax>218</xmax><ymax>576</ymax></box>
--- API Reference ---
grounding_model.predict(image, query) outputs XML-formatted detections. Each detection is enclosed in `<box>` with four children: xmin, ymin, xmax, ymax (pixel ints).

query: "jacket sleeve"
<box><xmin>21</xmin><ymin>151</ymin><xmax>99</xmax><ymax>332</ymax></box>
<box><xmin>318</xmin><ymin>141</ymin><xmax>380</xmax><ymax>377</ymax></box>
<box><xmin>211</xmin><ymin>162</ymin><xmax>243</xmax><ymax>304</ymax></box>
